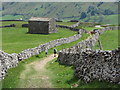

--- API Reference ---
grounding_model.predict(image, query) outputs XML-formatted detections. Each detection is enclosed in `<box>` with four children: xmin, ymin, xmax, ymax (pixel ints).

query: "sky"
<box><xmin>0</xmin><ymin>0</ymin><xmax>119</xmax><ymax>2</ymax></box>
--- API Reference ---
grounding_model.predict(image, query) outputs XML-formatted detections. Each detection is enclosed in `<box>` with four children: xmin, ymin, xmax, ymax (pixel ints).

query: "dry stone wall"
<box><xmin>0</xmin><ymin>25</ymin><xmax>119</xmax><ymax>81</ymax></box>
<box><xmin>56</xmin><ymin>22</ymin><xmax>87</xmax><ymax>33</ymax></box>
<box><xmin>17</xmin><ymin>34</ymin><xmax>82</xmax><ymax>61</ymax></box>
<box><xmin>0</xmin><ymin>22</ymin><xmax>85</xmax><ymax>80</ymax></box>
<box><xmin>58</xmin><ymin>48</ymin><xmax>120</xmax><ymax>84</ymax></box>
<box><xmin>0</xmin><ymin>24</ymin><xmax>16</xmax><ymax>28</ymax></box>
<box><xmin>74</xmin><ymin>48</ymin><xmax>120</xmax><ymax>84</ymax></box>
<box><xmin>69</xmin><ymin>21</ymin><xmax>80</xmax><ymax>28</ymax></box>
<box><xmin>57</xmin><ymin>26</ymin><xmax>120</xmax><ymax>84</ymax></box>
<box><xmin>57</xmin><ymin>32</ymin><xmax>100</xmax><ymax>66</ymax></box>
<box><xmin>0</xmin><ymin>50</ymin><xmax>18</xmax><ymax>79</ymax></box>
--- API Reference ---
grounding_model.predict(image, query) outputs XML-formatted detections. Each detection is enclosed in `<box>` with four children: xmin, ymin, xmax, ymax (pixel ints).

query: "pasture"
<box><xmin>1</xmin><ymin>21</ymin><xmax>77</xmax><ymax>53</ymax></box>
<box><xmin>93</xmin><ymin>30</ymin><xmax>118</xmax><ymax>50</ymax></box>
<box><xmin>56</xmin><ymin>22</ymin><xmax>76</xmax><ymax>26</ymax></box>
<box><xmin>1</xmin><ymin>21</ymin><xmax>119</xmax><ymax>88</ymax></box>
<box><xmin>2</xmin><ymin>32</ymin><xmax>89</xmax><ymax>88</ymax></box>
<box><xmin>47</xmin><ymin>29</ymin><xmax>119</xmax><ymax>88</ymax></box>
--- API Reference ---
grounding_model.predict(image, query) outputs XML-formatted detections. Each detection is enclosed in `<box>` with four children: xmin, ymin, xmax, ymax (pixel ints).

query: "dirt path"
<box><xmin>18</xmin><ymin>54</ymin><xmax>58</xmax><ymax>88</ymax></box>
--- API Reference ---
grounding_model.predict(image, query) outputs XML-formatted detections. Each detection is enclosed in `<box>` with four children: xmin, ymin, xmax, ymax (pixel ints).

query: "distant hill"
<box><xmin>1</xmin><ymin>2</ymin><xmax>119</xmax><ymax>24</ymax></box>
<box><xmin>81</xmin><ymin>14</ymin><xmax>119</xmax><ymax>25</ymax></box>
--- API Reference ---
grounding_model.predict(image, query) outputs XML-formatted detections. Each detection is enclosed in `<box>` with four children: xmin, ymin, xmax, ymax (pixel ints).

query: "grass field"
<box><xmin>0</xmin><ymin>15</ymin><xmax>23</xmax><ymax>20</ymax></box>
<box><xmin>46</xmin><ymin>58</ymin><xmax>120</xmax><ymax>88</ymax></box>
<box><xmin>2</xmin><ymin>33</ymin><xmax>89</xmax><ymax>88</ymax></box>
<box><xmin>1</xmin><ymin>21</ymin><xmax>78</xmax><ymax>53</ymax></box>
<box><xmin>81</xmin><ymin>14</ymin><xmax>119</xmax><ymax>25</ymax></box>
<box><xmin>1</xmin><ymin>21</ymin><xmax>28</xmax><ymax>27</ymax></box>
<box><xmin>93</xmin><ymin>30</ymin><xmax>118</xmax><ymax>50</ymax></box>
<box><xmin>1</xmin><ymin>21</ymin><xmax>120</xmax><ymax>88</ymax></box>
<box><xmin>56</xmin><ymin>22</ymin><xmax>76</xmax><ymax>26</ymax></box>
<box><xmin>46</xmin><ymin>30</ymin><xmax>119</xmax><ymax>88</ymax></box>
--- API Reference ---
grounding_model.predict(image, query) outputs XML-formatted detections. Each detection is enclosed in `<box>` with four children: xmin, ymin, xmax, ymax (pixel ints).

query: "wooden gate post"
<box><xmin>98</xmin><ymin>39</ymin><xmax>103</xmax><ymax>50</ymax></box>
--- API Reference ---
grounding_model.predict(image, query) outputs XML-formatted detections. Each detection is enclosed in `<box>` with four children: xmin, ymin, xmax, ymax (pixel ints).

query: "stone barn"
<box><xmin>28</xmin><ymin>17</ymin><xmax>57</xmax><ymax>34</ymax></box>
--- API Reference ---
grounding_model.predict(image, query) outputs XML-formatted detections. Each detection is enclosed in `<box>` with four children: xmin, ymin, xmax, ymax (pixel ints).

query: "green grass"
<box><xmin>0</xmin><ymin>15</ymin><xmax>23</xmax><ymax>20</ymax></box>
<box><xmin>46</xmin><ymin>59</ymin><xmax>74</xmax><ymax>88</ymax></box>
<box><xmin>46</xmin><ymin>30</ymin><xmax>119</xmax><ymax>88</ymax></box>
<box><xmin>93</xmin><ymin>30</ymin><xmax>118</xmax><ymax>50</ymax></box>
<box><xmin>56</xmin><ymin>22</ymin><xmax>76</xmax><ymax>26</ymax></box>
<box><xmin>46</xmin><ymin>59</ymin><xmax>120</xmax><ymax>88</ymax></box>
<box><xmin>2</xmin><ymin>21</ymin><xmax>119</xmax><ymax>88</ymax></box>
<box><xmin>1</xmin><ymin>21</ymin><xmax>77</xmax><ymax>53</ymax></box>
<box><xmin>2</xmin><ymin>33</ymin><xmax>89</xmax><ymax>88</ymax></box>
<box><xmin>1</xmin><ymin>21</ymin><xmax>28</xmax><ymax>27</ymax></box>
<box><xmin>81</xmin><ymin>14</ymin><xmax>119</xmax><ymax>25</ymax></box>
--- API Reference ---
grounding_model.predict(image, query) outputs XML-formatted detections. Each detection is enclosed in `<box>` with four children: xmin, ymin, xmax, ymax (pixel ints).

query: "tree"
<box><xmin>104</xmin><ymin>9</ymin><xmax>114</xmax><ymax>15</ymax></box>
<box><xmin>80</xmin><ymin>12</ymin><xmax>87</xmax><ymax>19</ymax></box>
<box><xmin>91</xmin><ymin>11</ymin><xmax>96</xmax><ymax>16</ymax></box>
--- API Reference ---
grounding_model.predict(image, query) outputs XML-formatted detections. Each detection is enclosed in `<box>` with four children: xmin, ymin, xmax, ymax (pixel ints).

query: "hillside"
<box><xmin>1</xmin><ymin>2</ymin><xmax>118</xmax><ymax>22</ymax></box>
<box><xmin>81</xmin><ymin>14</ymin><xmax>119</xmax><ymax>25</ymax></box>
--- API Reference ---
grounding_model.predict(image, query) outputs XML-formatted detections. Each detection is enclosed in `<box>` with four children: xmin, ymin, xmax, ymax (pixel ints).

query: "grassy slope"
<box><xmin>1</xmin><ymin>14</ymin><xmax>119</xmax><ymax>25</ymax></box>
<box><xmin>2</xmin><ymin>33</ymin><xmax>89</xmax><ymax>88</ymax></box>
<box><xmin>0</xmin><ymin>15</ymin><xmax>23</xmax><ymax>20</ymax></box>
<box><xmin>1</xmin><ymin>21</ymin><xmax>76</xmax><ymax>53</ymax></box>
<box><xmin>81</xmin><ymin>14</ymin><xmax>119</xmax><ymax>25</ymax></box>
<box><xmin>2</xmin><ymin>2</ymin><xmax>118</xmax><ymax>20</ymax></box>
<box><xmin>0</xmin><ymin>2</ymin><xmax>118</xmax><ymax>23</ymax></box>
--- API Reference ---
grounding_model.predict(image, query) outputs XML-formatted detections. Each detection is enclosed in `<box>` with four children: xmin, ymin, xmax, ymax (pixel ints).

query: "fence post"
<box><xmin>98</xmin><ymin>40</ymin><xmax>102</xmax><ymax>50</ymax></box>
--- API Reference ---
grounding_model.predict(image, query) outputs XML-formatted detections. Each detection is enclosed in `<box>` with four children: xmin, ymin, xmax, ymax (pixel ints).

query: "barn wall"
<box><xmin>49</xmin><ymin>19</ymin><xmax>57</xmax><ymax>33</ymax></box>
<box><xmin>28</xmin><ymin>21</ymin><xmax>49</xmax><ymax>34</ymax></box>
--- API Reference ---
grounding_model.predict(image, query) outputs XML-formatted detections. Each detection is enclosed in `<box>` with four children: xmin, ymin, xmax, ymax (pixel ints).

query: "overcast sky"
<box><xmin>1</xmin><ymin>0</ymin><xmax>119</xmax><ymax>2</ymax></box>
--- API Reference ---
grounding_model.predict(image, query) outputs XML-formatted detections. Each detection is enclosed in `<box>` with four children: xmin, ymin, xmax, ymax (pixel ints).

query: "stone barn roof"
<box><xmin>29</xmin><ymin>17</ymin><xmax>52</xmax><ymax>21</ymax></box>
